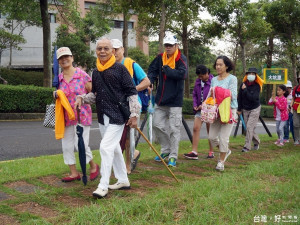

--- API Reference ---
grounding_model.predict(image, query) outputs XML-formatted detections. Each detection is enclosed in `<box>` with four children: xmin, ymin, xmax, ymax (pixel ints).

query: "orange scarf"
<box><xmin>243</xmin><ymin>74</ymin><xmax>264</xmax><ymax>92</ymax></box>
<box><xmin>55</xmin><ymin>90</ymin><xmax>75</xmax><ymax>140</ymax></box>
<box><xmin>162</xmin><ymin>49</ymin><xmax>179</xmax><ymax>69</ymax></box>
<box><xmin>123</xmin><ymin>57</ymin><xmax>135</xmax><ymax>77</ymax></box>
<box><xmin>96</xmin><ymin>55</ymin><xmax>116</xmax><ymax>71</ymax></box>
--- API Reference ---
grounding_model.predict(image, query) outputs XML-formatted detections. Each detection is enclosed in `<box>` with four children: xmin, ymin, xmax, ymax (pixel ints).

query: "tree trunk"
<box><xmin>266</xmin><ymin>35</ymin><xmax>274</xmax><ymax>104</ymax></box>
<box><xmin>9</xmin><ymin>20</ymin><xmax>13</xmax><ymax>68</ymax></box>
<box><xmin>232</xmin><ymin>42</ymin><xmax>239</xmax><ymax>76</ymax></box>
<box><xmin>182</xmin><ymin>24</ymin><xmax>189</xmax><ymax>98</ymax></box>
<box><xmin>40</xmin><ymin>0</ymin><xmax>51</xmax><ymax>87</ymax></box>
<box><xmin>240</xmin><ymin>41</ymin><xmax>246</xmax><ymax>75</ymax></box>
<box><xmin>122</xmin><ymin>12</ymin><xmax>129</xmax><ymax>57</ymax></box>
<box><xmin>158</xmin><ymin>2</ymin><xmax>166</xmax><ymax>53</ymax></box>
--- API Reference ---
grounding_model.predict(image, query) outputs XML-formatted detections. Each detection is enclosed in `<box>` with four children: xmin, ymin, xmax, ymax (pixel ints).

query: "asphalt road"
<box><xmin>0</xmin><ymin>118</ymin><xmax>276</xmax><ymax>162</ymax></box>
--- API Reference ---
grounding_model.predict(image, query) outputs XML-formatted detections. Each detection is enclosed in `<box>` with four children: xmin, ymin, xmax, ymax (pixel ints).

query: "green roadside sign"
<box><xmin>263</xmin><ymin>68</ymin><xmax>288</xmax><ymax>84</ymax></box>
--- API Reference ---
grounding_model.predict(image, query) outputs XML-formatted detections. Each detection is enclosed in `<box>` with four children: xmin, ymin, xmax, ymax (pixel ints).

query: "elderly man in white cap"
<box><xmin>111</xmin><ymin>38</ymin><xmax>150</xmax><ymax>174</ymax></box>
<box><xmin>147</xmin><ymin>35</ymin><xmax>188</xmax><ymax>167</ymax></box>
<box><xmin>284</xmin><ymin>80</ymin><xmax>295</xmax><ymax>142</ymax></box>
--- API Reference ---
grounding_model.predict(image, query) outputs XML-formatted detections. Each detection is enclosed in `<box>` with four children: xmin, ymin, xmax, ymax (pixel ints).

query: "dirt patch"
<box><xmin>4</xmin><ymin>181</ymin><xmax>42</xmax><ymax>194</ymax></box>
<box><xmin>0</xmin><ymin>191</ymin><xmax>14</xmax><ymax>201</ymax></box>
<box><xmin>0</xmin><ymin>214</ymin><xmax>20</xmax><ymax>225</ymax></box>
<box><xmin>185</xmin><ymin>165</ymin><xmax>209</xmax><ymax>174</ymax></box>
<box><xmin>137</xmin><ymin>162</ymin><xmax>161</xmax><ymax>171</ymax></box>
<box><xmin>56</xmin><ymin>195</ymin><xmax>91</xmax><ymax>208</ymax></box>
<box><xmin>39</xmin><ymin>175</ymin><xmax>81</xmax><ymax>188</ymax></box>
<box><xmin>12</xmin><ymin>202</ymin><xmax>59</xmax><ymax>219</ymax></box>
<box><xmin>173</xmin><ymin>205</ymin><xmax>186</xmax><ymax>222</ymax></box>
<box><xmin>155</xmin><ymin>175</ymin><xmax>178</xmax><ymax>184</ymax></box>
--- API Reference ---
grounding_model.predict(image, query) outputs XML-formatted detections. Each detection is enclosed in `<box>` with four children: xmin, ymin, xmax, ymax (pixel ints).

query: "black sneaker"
<box><xmin>207</xmin><ymin>152</ymin><xmax>214</xmax><ymax>158</ymax></box>
<box><xmin>184</xmin><ymin>151</ymin><xmax>198</xmax><ymax>160</ymax></box>
<box><xmin>253</xmin><ymin>144</ymin><xmax>259</xmax><ymax>150</ymax></box>
<box><xmin>241</xmin><ymin>147</ymin><xmax>249</xmax><ymax>152</ymax></box>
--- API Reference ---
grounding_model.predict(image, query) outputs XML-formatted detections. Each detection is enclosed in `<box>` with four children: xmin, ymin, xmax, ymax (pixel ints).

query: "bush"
<box><xmin>0</xmin><ymin>68</ymin><xmax>44</xmax><ymax>86</ymax></box>
<box><xmin>128</xmin><ymin>47</ymin><xmax>150</xmax><ymax>71</ymax></box>
<box><xmin>0</xmin><ymin>85</ymin><xmax>54</xmax><ymax>113</ymax></box>
<box><xmin>260</xmin><ymin>105</ymin><xmax>273</xmax><ymax>118</ymax></box>
<box><xmin>0</xmin><ymin>84</ymin><xmax>274</xmax><ymax>118</ymax></box>
<box><xmin>182</xmin><ymin>98</ymin><xmax>194</xmax><ymax>115</ymax></box>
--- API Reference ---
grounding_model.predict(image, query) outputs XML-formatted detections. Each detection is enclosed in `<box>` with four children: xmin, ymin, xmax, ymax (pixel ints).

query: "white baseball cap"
<box><xmin>285</xmin><ymin>80</ymin><xmax>293</xmax><ymax>88</ymax></box>
<box><xmin>163</xmin><ymin>35</ymin><xmax>178</xmax><ymax>45</ymax></box>
<box><xmin>56</xmin><ymin>47</ymin><xmax>72</xmax><ymax>59</ymax></box>
<box><xmin>111</xmin><ymin>39</ymin><xmax>123</xmax><ymax>48</ymax></box>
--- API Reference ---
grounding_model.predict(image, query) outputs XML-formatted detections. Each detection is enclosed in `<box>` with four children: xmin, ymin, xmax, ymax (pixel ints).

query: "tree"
<box><xmin>53</xmin><ymin>25</ymin><xmax>96</xmax><ymax>72</ymax></box>
<box><xmin>0</xmin><ymin>29</ymin><xmax>25</xmax><ymax>66</ymax></box>
<box><xmin>263</xmin><ymin>0</ymin><xmax>300</xmax><ymax>84</ymax></box>
<box><xmin>0</xmin><ymin>0</ymin><xmax>41</xmax><ymax>68</ymax></box>
<box><xmin>209</xmin><ymin>0</ymin><xmax>271</xmax><ymax>75</ymax></box>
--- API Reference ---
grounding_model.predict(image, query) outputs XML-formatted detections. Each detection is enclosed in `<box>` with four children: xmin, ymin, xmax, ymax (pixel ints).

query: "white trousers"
<box><xmin>98</xmin><ymin>114</ymin><xmax>129</xmax><ymax>190</ymax></box>
<box><xmin>61</xmin><ymin>125</ymin><xmax>93</xmax><ymax>165</ymax></box>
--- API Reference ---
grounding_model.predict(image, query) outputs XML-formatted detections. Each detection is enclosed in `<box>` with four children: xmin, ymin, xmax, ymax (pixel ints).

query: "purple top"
<box><xmin>193</xmin><ymin>74</ymin><xmax>214</xmax><ymax>112</ymax></box>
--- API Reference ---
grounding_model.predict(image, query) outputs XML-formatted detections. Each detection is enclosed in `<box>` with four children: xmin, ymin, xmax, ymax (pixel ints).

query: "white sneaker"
<box><xmin>224</xmin><ymin>149</ymin><xmax>231</xmax><ymax>162</ymax></box>
<box><xmin>93</xmin><ymin>188</ymin><xmax>108</xmax><ymax>198</ymax></box>
<box><xmin>216</xmin><ymin>160</ymin><xmax>224</xmax><ymax>171</ymax></box>
<box><xmin>108</xmin><ymin>182</ymin><xmax>131</xmax><ymax>190</ymax></box>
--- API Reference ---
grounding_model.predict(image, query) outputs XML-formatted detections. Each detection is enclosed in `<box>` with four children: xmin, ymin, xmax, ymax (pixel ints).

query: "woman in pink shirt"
<box><xmin>268</xmin><ymin>85</ymin><xmax>289</xmax><ymax>147</ymax></box>
<box><xmin>55</xmin><ymin>47</ymin><xmax>99</xmax><ymax>182</ymax></box>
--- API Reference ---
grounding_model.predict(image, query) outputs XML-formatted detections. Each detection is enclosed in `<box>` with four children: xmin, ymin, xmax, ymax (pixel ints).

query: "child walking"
<box><xmin>183</xmin><ymin>65</ymin><xmax>214</xmax><ymax>160</ymax></box>
<box><xmin>268</xmin><ymin>85</ymin><xmax>289</xmax><ymax>146</ymax></box>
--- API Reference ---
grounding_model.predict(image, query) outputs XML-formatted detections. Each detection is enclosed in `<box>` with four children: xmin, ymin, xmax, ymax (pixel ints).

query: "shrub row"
<box><xmin>0</xmin><ymin>68</ymin><xmax>44</xmax><ymax>86</ymax></box>
<box><xmin>0</xmin><ymin>84</ymin><xmax>274</xmax><ymax>118</ymax></box>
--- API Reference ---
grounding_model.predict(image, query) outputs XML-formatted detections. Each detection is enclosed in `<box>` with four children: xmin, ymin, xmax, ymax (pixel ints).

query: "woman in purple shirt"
<box><xmin>184</xmin><ymin>65</ymin><xmax>214</xmax><ymax>160</ymax></box>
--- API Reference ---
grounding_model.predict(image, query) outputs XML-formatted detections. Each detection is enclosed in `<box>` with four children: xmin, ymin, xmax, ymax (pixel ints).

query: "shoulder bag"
<box><xmin>201</xmin><ymin>87</ymin><xmax>218</xmax><ymax>124</ymax></box>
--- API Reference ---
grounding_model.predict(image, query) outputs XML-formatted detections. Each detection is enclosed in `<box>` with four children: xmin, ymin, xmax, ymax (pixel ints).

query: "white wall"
<box><xmin>0</xmin><ymin>19</ymin><xmax>59</xmax><ymax>68</ymax></box>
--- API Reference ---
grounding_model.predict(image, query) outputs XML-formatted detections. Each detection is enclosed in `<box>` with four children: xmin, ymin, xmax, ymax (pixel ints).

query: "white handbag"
<box><xmin>201</xmin><ymin>87</ymin><xmax>218</xmax><ymax>124</ymax></box>
<box><xmin>43</xmin><ymin>103</ymin><xmax>55</xmax><ymax>128</ymax></box>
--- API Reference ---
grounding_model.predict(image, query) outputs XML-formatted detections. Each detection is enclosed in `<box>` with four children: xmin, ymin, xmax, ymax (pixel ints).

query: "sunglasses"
<box><xmin>164</xmin><ymin>44</ymin><xmax>175</xmax><ymax>48</ymax></box>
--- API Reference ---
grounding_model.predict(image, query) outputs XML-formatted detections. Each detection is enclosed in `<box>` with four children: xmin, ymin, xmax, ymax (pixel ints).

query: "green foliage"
<box><xmin>53</xmin><ymin>25</ymin><xmax>96</xmax><ymax>72</ymax></box>
<box><xmin>260</xmin><ymin>104</ymin><xmax>273</xmax><ymax>118</ymax></box>
<box><xmin>0</xmin><ymin>68</ymin><xmax>43</xmax><ymax>86</ymax></box>
<box><xmin>0</xmin><ymin>85</ymin><xmax>54</xmax><ymax>113</ymax></box>
<box><xmin>182</xmin><ymin>98</ymin><xmax>193</xmax><ymax>115</ymax></box>
<box><xmin>128</xmin><ymin>47</ymin><xmax>150</xmax><ymax>71</ymax></box>
<box><xmin>188</xmin><ymin>39</ymin><xmax>216</xmax><ymax>67</ymax></box>
<box><xmin>0</xmin><ymin>28</ymin><xmax>26</xmax><ymax>53</ymax></box>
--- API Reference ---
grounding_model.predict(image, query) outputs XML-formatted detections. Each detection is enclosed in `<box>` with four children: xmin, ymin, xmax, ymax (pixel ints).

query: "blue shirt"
<box><xmin>211</xmin><ymin>74</ymin><xmax>238</xmax><ymax>109</ymax></box>
<box><xmin>121</xmin><ymin>58</ymin><xmax>147</xmax><ymax>106</ymax></box>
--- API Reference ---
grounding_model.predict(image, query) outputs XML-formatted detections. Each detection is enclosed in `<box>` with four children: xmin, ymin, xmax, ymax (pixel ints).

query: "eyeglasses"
<box><xmin>164</xmin><ymin>44</ymin><xmax>175</xmax><ymax>48</ymax></box>
<box><xmin>96</xmin><ymin>47</ymin><xmax>111</xmax><ymax>51</ymax></box>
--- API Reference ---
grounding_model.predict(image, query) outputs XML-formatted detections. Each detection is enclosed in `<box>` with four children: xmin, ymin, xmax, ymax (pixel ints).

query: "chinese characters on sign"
<box><xmin>254</xmin><ymin>215</ymin><xmax>298</xmax><ymax>223</ymax></box>
<box><xmin>263</xmin><ymin>68</ymin><xmax>288</xmax><ymax>84</ymax></box>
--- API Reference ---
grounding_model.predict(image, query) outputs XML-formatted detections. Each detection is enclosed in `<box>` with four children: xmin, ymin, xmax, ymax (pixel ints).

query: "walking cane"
<box><xmin>136</xmin><ymin>127</ymin><xmax>179</xmax><ymax>183</ymax></box>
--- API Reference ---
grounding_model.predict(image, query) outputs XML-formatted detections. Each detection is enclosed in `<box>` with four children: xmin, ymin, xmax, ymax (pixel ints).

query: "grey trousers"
<box><xmin>293</xmin><ymin>111</ymin><xmax>300</xmax><ymax>142</ymax></box>
<box><xmin>153</xmin><ymin>106</ymin><xmax>182</xmax><ymax>159</ymax></box>
<box><xmin>243</xmin><ymin>106</ymin><xmax>261</xmax><ymax>150</ymax></box>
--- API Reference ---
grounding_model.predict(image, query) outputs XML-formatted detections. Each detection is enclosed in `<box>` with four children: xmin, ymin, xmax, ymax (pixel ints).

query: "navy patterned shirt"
<box><xmin>91</xmin><ymin>62</ymin><xmax>137</xmax><ymax>125</ymax></box>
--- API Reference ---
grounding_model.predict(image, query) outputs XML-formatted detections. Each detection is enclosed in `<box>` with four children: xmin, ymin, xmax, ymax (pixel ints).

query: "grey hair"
<box><xmin>96</xmin><ymin>37</ymin><xmax>113</xmax><ymax>48</ymax></box>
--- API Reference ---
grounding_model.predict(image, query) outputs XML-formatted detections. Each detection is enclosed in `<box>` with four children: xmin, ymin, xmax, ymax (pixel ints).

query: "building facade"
<box><xmin>0</xmin><ymin>0</ymin><xmax>148</xmax><ymax>70</ymax></box>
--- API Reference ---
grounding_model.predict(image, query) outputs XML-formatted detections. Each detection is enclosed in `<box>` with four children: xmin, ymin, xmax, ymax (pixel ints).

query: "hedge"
<box><xmin>0</xmin><ymin>68</ymin><xmax>44</xmax><ymax>86</ymax></box>
<box><xmin>0</xmin><ymin>85</ymin><xmax>54</xmax><ymax>113</ymax></box>
<box><xmin>0</xmin><ymin>84</ymin><xmax>274</xmax><ymax>118</ymax></box>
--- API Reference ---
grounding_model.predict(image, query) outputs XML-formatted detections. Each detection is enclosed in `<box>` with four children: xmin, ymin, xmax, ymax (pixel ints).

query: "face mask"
<box><xmin>247</xmin><ymin>74</ymin><xmax>256</xmax><ymax>82</ymax></box>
